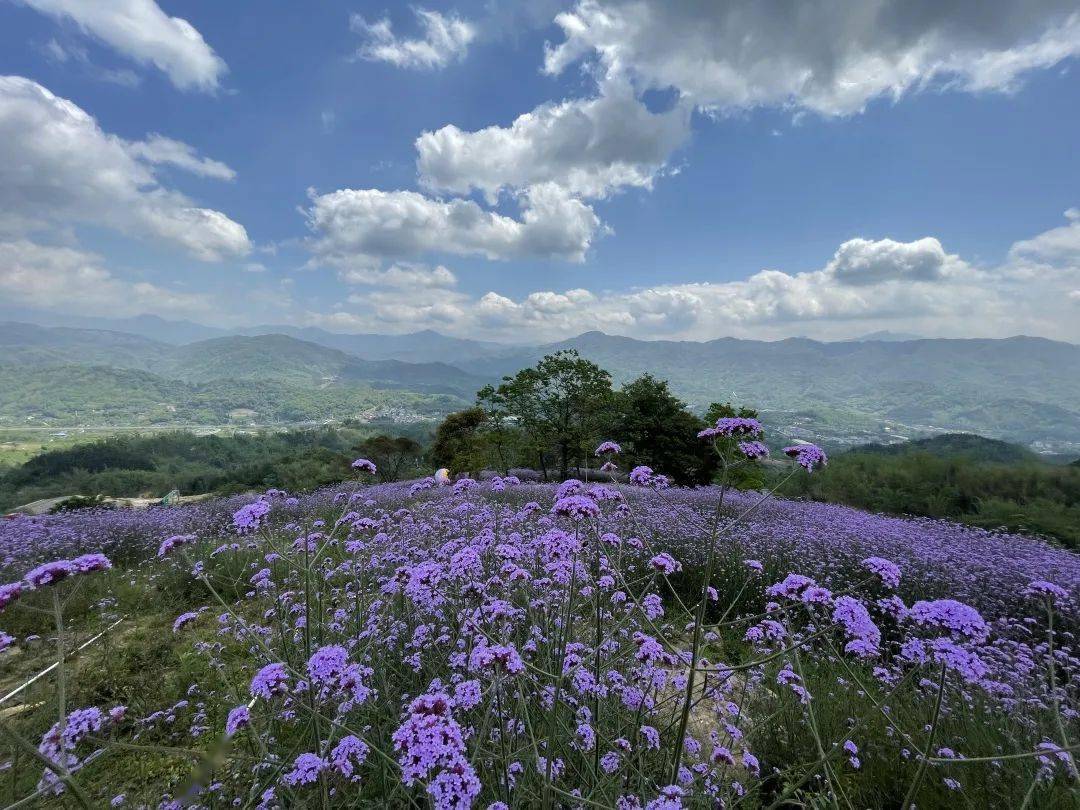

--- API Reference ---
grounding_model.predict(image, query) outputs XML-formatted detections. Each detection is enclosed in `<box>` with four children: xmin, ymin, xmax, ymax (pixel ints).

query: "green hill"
<box><xmin>0</xmin><ymin>321</ymin><xmax>172</xmax><ymax>370</ymax></box>
<box><xmin>0</xmin><ymin>427</ymin><xmax>411</xmax><ymax>510</ymax></box>
<box><xmin>0</xmin><ymin>365</ymin><xmax>466</xmax><ymax>427</ymax></box>
<box><xmin>162</xmin><ymin>334</ymin><xmax>485</xmax><ymax>395</ymax></box>
<box><xmin>849</xmin><ymin>433</ymin><xmax>1040</xmax><ymax>464</ymax></box>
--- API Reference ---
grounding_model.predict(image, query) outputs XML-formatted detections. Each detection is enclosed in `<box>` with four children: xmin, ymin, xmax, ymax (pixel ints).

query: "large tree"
<box><xmin>430</xmin><ymin>407</ymin><xmax>490</xmax><ymax>475</ymax></box>
<box><xmin>353</xmin><ymin>434</ymin><xmax>423</xmax><ymax>482</ymax></box>
<box><xmin>614</xmin><ymin>374</ymin><xmax>717</xmax><ymax>485</ymax></box>
<box><xmin>478</xmin><ymin>350</ymin><xmax>614</xmax><ymax>480</ymax></box>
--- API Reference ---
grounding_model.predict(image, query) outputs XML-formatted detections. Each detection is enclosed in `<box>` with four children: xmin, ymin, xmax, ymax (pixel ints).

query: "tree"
<box><xmin>705</xmin><ymin>401</ymin><xmax>760</xmax><ymax>424</ymax></box>
<box><xmin>478</xmin><ymin>350</ymin><xmax>614</xmax><ymax>480</ymax></box>
<box><xmin>354</xmin><ymin>435</ymin><xmax>423</xmax><ymax>482</ymax></box>
<box><xmin>613</xmin><ymin>375</ymin><xmax>717</xmax><ymax>485</ymax></box>
<box><xmin>431</xmin><ymin>407</ymin><xmax>489</xmax><ymax>475</ymax></box>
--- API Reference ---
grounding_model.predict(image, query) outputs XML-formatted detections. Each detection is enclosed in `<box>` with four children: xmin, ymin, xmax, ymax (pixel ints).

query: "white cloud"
<box><xmin>308</xmin><ymin>214</ymin><xmax>1080</xmax><ymax>343</ymax></box>
<box><xmin>337</xmin><ymin>262</ymin><xmax>458</xmax><ymax>289</ymax></box>
<box><xmin>40</xmin><ymin>37</ymin><xmax>141</xmax><ymax>87</ymax></box>
<box><xmin>1008</xmin><ymin>207</ymin><xmax>1080</xmax><ymax>265</ymax></box>
<box><xmin>0</xmin><ymin>239</ymin><xmax>212</xmax><ymax>316</ymax></box>
<box><xmin>126</xmin><ymin>134</ymin><xmax>236</xmax><ymax>180</ymax></box>
<box><xmin>0</xmin><ymin>76</ymin><xmax>250</xmax><ymax>261</ymax></box>
<box><xmin>304</xmin><ymin>183</ymin><xmax>601</xmax><ymax>265</ymax></box>
<box><xmin>351</xmin><ymin>8</ymin><xmax>475</xmax><ymax>70</ymax></box>
<box><xmin>17</xmin><ymin>0</ymin><xmax>226</xmax><ymax>92</ymax></box>
<box><xmin>827</xmin><ymin>237</ymin><xmax>964</xmax><ymax>286</ymax></box>
<box><xmin>544</xmin><ymin>0</ymin><xmax>1080</xmax><ymax>116</ymax></box>
<box><xmin>416</xmin><ymin>80</ymin><xmax>690</xmax><ymax>200</ymax></box>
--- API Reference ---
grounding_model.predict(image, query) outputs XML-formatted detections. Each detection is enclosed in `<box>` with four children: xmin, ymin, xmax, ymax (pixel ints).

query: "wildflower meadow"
<box><xmin>0</xmin><ymin>419</ymin><xmax>1077</xmax><ymax>808</ymax></box>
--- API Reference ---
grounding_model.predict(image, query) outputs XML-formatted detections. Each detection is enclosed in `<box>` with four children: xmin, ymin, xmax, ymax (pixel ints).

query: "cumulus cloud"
<box><xmin>827</xmin><ymin>237</ymin><xmax>964</xmax><ymax>286</ymax></box>
<box><xmin>304</xmin><ymin>183</ymin><xmax>601</xmax><ymax>265</ymax></box>
<box><xmin>16</xmin><ymin>0</ymin><xmax>226</xmax><ymax>92</ymax></box>
<box><xmin>352</xmin><ymin>8</ymin><xmax>476</xmax><ymax>70</ymax></box>
<box><xmin>0</xmin><ymin>76</ymin><xmax>250</xmax><ymax>261</ymax></box>
<box><xmin>407</xmin><ymin>0</ymin><xmax>1080</xmax><ymax>248</ymax></box>
<box><xmin>1008</xmin><ymin>207</ymin><xmax>1080</xmax><ymax>265</ymax></box>
<box><xmin>544</xmin><ymin>0</ymin><xmax>1080</xmax><ymax>116</ymax></box>
<box><xmin>0</xmin><ymin>239</ymin><xmax>212</xmax><ymax>316</ymax></box>
<box><xmin>311</xmin><ymin>216</ymin><xmax>1080</xmax><ymax>343</ymax></box>
<box><xmin>416</xmin><ymin>80</ymin><xmax>691</xmax><ymax>200</ymax></box>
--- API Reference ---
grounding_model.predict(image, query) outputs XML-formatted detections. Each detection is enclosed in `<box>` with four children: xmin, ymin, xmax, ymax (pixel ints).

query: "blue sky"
<box><xmin>2</xmin><ymin>0</ymin><xmax>1080</xmax><ymax>342</ymax></box>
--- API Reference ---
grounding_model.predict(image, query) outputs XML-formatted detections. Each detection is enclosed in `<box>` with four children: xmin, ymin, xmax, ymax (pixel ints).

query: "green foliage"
<box><xmin>430</xmin><ymin>407</ymin><xmax>492</xmax><ymax>474</ymax></box>
<box><xmin>613</xmin><ymin>375</ymin><xmax>716</xmax><ymax>485</ymax></box>
<box><xmin>478</xmin><ymin>350</ymin><xmax>615</xmax><ymax>479</ymax></box>
<box><xmin>50</xmin><ymin>494</ymin><xmax>115</xmax><ymax>513</ymax></box>
<box><xmin>436</xmin><ymin>363</ymin><xmax>732</xmax><ymax>485</ymax></box>
<box><xmin>353</xmin><ymin>434</ymin><xmax>425</xmax><ymax>482</ymax></box>
<box><xmin>0</xmin><ymin>427</ymin><xmax>431</xmax><ymax>509</ymax></box>
<box><xmin>776</xmin><ymin>448</ymin><xmax>1080</xmax><ymax>549</ymax></box>
<box><xmin>853</xmin><ymin>433</ymin><xmax>1040</xmax><ymax>464</ymax></box>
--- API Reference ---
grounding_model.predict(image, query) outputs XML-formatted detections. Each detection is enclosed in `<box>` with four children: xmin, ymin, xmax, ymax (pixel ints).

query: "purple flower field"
<box><xmin>1</xmin><ymin>462</ymin><xmax>1078</xmax><ymax>807</ymax></box>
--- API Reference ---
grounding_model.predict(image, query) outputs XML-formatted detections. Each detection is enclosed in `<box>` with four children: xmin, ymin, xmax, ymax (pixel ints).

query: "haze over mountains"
<box><xmin>2</xmin><ymin>313</ymin><xmax>1079</xmax><ymax>451</ymax></box>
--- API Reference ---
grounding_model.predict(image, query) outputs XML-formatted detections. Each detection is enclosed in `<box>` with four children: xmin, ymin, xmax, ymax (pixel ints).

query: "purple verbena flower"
<box><xmin>0</xmin><ymin>582</ymin><xmax>23</xmax><ymax>611</ymax></box>
<box><xmin>737</xmin><ymin>440</ymin><xmax>770</xmax><ymax>460</ymax></box>
<box><xmin>351</xmin><ymin>458</ymin><xmax>377</xmax><ymax>474</ymax></box>
<box><xmin>552</xmin><ymin>495</ymin><xmax>601</xmax><ymax>520</ymax></box>
<box><xmin>783</xmin><ymin>443</ymin><xmax>828</xmax><ymax>472</ymax></box>
<box><xmin>233</xmin><ymin>500</ymin><xmax>271</xmax><ymax>534</ymax></box>
<box><xmin>250</xmin><ymin>662</ymin><xmax>290</xmax><ymax>700</ymax></box>
<box><xmin>862</xmin><ymin>556</ymin><xmax>901</xmax><ymax>589</ymax></box>
<box><xmin>1023</xmin><ymin>580</ymin><xmax>1069</xmax><ymax>602</ymax></box>
<box><xmin>24</xmin><ymin>559</ymin><xmax>77</xmax><ymax>588</ymax></box>
<box><xmin>329</xmin><ymin>735</ymin><xmax>369</xmax><ymax>781</ymax></box>
<box><xmin>225</xmin><ymin>705</ymin><xmax>250</xmax><ymax>736</ymax></box>
<box><xmin>282</xmin><ymin>753</ymin><xmax>326</xmax><ymax>787</ymax></box>
<box><xmin>157</xmin><ymin>534</ymin><xmax>197</xmax><ymax>558</ymax></box>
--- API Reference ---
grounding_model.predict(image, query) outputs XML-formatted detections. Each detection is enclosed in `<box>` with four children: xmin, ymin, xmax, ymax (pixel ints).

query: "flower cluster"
<box><xmin>783</xmin><ymin>443</ymin><xmax>828</xmax><ymax>471</ymax></box>
<box><xmin>352</xmin><ymin>458</ymin><xmax>377</xmax><ymax>474</ymax></box>
<box><xmin>697</xmin><ymin>416</ymin><xmax>764</xmax><ymax>439</ymax></box>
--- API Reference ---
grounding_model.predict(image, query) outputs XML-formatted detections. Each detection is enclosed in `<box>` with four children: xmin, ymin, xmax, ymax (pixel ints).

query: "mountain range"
<box><xmin>2</xmin><ymin>313</ymin><xmax>1078</xmax><ymax>450</ymax></box>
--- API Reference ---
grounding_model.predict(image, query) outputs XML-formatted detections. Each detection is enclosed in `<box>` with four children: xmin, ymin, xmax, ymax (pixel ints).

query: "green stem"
<box><xmin>670</xmin><ymin>465</ymin><xmax>727</xmax><ymax>783</ymax></box>
<box><xmin>900</xmin><ymin>664</ymin><xmax>947</xmax><ymax>810</ymax></box>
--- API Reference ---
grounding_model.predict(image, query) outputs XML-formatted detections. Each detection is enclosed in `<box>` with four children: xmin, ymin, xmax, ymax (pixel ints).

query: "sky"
<box><xmin>1</xmin><ymin>0</ymin><xmax>1080</xmax><ymax>344</ymax></box>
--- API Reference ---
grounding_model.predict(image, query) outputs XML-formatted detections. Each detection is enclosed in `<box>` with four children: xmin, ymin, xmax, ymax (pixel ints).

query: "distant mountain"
<box><xmin>3</xmin><ymin>319</ymin><xmax>1080</xmax><ymax>447</ymax></box>
<box><xmin>0</xmin><ymin>322</ymin><xmax>173</xmax><ymax>369</ymax></box>
<box><xmin>460</xmin><ymin>331</ymin><xmax>1080</xmax><ymax>446</ymax></box>
<box><xmin>0</xmin><ymin>310</ymin><xmax>506</xmax><ymax>362</ymax></box>
<box><xmin>0</xmin><ymin>324</ymin><xmax>486</xmax><ymax>397</ymax></box>
<box><xmin>164</xmin><ymin>334</ymin><xmax>488</xmax><ymax>396</ymax></box>
<box><xmin>0</xmin><ymin>309</ymin><xmax>229</xmax><ymax>344</ymax></box>
<box><xmin>236</xmin><ymin>325</ymin><xmax>508</xmax><ymax>365</ymax></box>
<box><xmin>848</xmin><ymin>433</ymin><xmax>1040</xmax><ymax>464</ymax></box>
<box><xmin>851</xmin><ymin>330</ymin><xmax>924</xmax><ymax>342</ymax></box>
